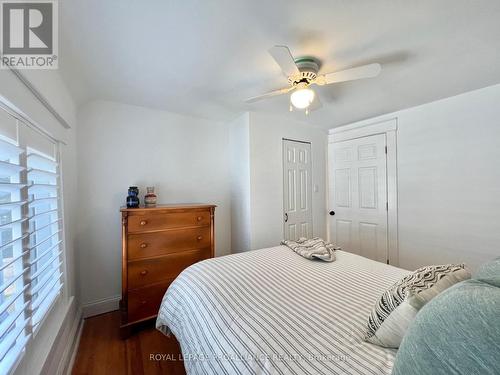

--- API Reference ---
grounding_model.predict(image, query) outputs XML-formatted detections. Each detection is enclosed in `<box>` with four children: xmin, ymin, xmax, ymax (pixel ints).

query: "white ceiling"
<box><xmin>59</xmin><ymin>0</ymin><xmax>500</xmax><ymax>129</ymax></box>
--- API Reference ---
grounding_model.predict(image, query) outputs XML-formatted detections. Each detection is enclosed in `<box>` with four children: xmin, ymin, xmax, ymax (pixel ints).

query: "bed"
<box><xmin>156</xmin><ymin>246</ymin><xmax>410</xmax><ymax>375</ymax></box>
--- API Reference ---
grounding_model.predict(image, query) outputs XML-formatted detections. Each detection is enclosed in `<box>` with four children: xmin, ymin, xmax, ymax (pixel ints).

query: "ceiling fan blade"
<box><xmin>268</xmin><ymin>45</ymin><xmax>300</xmax><ymax>78</ymax></box>
<box><xmin>245</xmin><ymin>87</ymin><xmax>293</xmax><ymax>103</ymax></box>
<box><xmin>316</xmin><ymin>63</ymin><xmax>381</xmax><ymax>86</ymax></box>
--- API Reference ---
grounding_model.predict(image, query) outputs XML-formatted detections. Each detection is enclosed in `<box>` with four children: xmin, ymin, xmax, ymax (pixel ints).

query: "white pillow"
<box><xmin>365</xmin><ymin>264</ymin><xmax>470</xmax><ymax>348</ymax></box>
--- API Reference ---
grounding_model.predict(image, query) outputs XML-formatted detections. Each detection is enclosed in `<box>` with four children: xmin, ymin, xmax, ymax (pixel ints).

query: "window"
<box><xmin>0</xmin><ymin>105</ymin><xmax>64</xmax><ymax>373</ymax></box>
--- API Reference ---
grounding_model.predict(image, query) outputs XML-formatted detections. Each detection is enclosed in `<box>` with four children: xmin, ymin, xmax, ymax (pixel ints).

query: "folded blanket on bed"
<box><xmin>281</xmin><ymin>237</ymin><xmax>339</xmax><ymax>262</ymax></box>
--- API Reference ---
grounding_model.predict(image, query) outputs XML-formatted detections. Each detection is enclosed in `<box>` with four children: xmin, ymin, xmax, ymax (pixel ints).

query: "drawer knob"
<box><xmin>140</xmin><ymin>220</ymin><xmax>147</xmax><ymax>226</ymax></box>
<box><xmin>140</xmin><ymin>243</ymin><xmax>147</xmax><ymax>248</ymax></box>
<box><xmin>140</xmin><ymin>270</ymin><xmax>148</xmax><ymax>276</ymax></box>
<box><xmin>197</xmin><ymin>235</ymin><xmax>203</xmax><ymax>241</ymax></box>
<box><xmin>197</xmin><ymin>216</ymin><xmax>202</xmax><ymax>221</ymax></box>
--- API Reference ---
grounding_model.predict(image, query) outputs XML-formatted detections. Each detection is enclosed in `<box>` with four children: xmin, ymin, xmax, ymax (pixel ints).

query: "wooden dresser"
<box><xmin>120</xmin><ymin>204</ymin><xmax>215</xmax><ymax>336</ymax></box>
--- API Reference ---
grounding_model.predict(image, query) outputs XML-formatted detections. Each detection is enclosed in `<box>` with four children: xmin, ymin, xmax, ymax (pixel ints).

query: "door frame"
<box><xmin>282</xmin><ymin>138</ymin><xmax>313</xmax><ymax>240</ymax></box>
<box><xmin>328</xmin><ymin>118</ymin><xmax>399</xmax><ymax>266</ymax></box>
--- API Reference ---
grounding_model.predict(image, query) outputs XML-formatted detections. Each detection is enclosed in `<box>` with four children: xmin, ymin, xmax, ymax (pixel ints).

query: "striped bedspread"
<box><xmin>156</xmin><ymin>246</ymin><xmax>409</xmax><ymax>375</ymax></box>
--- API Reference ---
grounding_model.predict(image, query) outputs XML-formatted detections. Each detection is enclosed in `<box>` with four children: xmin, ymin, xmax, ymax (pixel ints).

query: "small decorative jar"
<box><xmin>126</xmin><ymin>186</ymin><xmax>140</xmax><ymax>208</ymax></box>
<box><xmin>144</xmin><ymin>186</ymin><xmax>157</xmax><ymax>207</ymax></box>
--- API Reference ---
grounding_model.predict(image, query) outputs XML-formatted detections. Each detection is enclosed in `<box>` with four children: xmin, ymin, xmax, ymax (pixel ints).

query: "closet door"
<box><xmin>329</xmin><ymin>134</ymin><xmax>388</xmax><ymax>263</ymax></box>
<box><xmin>283</xmin><ymin>139</ymin><xmax>313</xmax><ymax>240</ymax></box>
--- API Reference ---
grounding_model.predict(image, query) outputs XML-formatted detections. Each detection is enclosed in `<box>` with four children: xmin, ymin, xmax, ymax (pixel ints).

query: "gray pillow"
<box><xmin>392</xmin><ymin>279</ymin><xmax>500</xmax><ymax>375</ymax></box>
<box><xmin>474</xmin><ymin>257</ymin><xmax>500</xmax><ymax>287</ymax></box>
<box><xmin>365</xmin><ymin>263</ymin><xmax>470</xmax><ymax>348</ymax></box>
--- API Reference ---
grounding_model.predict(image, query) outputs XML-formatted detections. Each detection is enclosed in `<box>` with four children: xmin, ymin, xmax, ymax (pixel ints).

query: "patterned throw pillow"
<box><xmin>365</xmin><ymin>263</ymin><xmax>470</xmax><ymax>348</ymax></box>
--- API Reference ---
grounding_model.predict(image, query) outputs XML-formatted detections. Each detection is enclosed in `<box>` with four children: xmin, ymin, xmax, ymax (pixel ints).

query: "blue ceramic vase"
<box><xmin>126</xmin><ymin>186</ymin><xmax>140</xmax><ymax>208</ymax></box>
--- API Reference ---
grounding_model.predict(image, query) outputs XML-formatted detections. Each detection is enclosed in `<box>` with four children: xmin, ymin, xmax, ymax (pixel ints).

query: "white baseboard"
<box><xmin>63</xmin><ymin>312</ymin><xmax>84</xmax><ymax>375</ymax></box>
<box><xmin>40</xmin><ymin>297</ymin><xmax>82</xmax><ymax>375</ymax></box>
<box><xmin>81</xmin><ymin>295</ymin><xmax>121</xmax><ymax>318</ymax></box>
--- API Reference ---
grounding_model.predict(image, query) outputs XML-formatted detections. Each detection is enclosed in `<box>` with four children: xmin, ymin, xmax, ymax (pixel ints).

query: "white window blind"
<box><xmin>0</xmin><ymin>105</ymin><xmax>64</xmax><ymax>374</ymax></box>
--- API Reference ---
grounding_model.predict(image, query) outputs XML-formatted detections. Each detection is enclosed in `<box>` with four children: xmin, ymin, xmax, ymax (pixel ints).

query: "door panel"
<box><xmin>329</xmin><ymin>134</ymin><xmax>388</xmax><ymax>263</ymax></box>
<box><xmin>335</xmin><ymin>169</ymin><xmax>351</xmax><ymax>207</ymax></box>
<box><xmin>359</xmin><ymin>222</ymin><xmax>378</xmax><ymax>259</ymax></box>
<box><xmin>283</xmin><ymin>140</ymin><xmax>313</xmax><ymax>240</ymax></box>
<box><xmin>359</xmin><ymin>167</ymin><xmax>377</xmax><ymax>209</ymax></box>
<box><xmin>336</xmin><ymin>220</ymin><xmax>353</xmax><ymax>252</ymax></box>
<box><xmin>287</xmin><ymin>169</ymin><xmax>296</xmax><ymax>211</ymax></box>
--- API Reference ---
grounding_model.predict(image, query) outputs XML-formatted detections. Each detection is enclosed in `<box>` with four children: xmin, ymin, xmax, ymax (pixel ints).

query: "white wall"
<box><xmin>0</xmin><ymin>69</ymin><xmax>79</xmax><ymax>374</ymax></box>
<box><xmin>329</xmin><ymin>83</ymin><xmax>500</xmax><ymax>271</ymax></box>
<box><xmin>248</xmin><ymin>112</ymin><xmax>328</xmax><ymax>250</ymax></box>
<box><xmin>229</xmin><ymin>113</ymin><xmax>251</xmax><ymax>253</ymax></box>
<box><xmin>76</xmin><ymin>105</ymin><xmax>329</xmax><ymax>311</ymax></box>
<box><xmin>76</xmin><ymin>101</ymin><xmax>232</xmax><ymax>311</ymax></box>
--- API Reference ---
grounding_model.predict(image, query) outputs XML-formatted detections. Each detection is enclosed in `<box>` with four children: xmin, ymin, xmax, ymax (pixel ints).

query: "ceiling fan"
<box><xmin>246</xmin><ymin>45</ymin><xmax>382</xmax><ymax>114</ymax></box>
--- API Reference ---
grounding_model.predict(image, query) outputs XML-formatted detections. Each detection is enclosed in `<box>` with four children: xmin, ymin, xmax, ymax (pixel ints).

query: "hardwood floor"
<box><xmin>72</xmin><ymin>311</ymin><xmax>186</xmax><ymax>375</ymax></box>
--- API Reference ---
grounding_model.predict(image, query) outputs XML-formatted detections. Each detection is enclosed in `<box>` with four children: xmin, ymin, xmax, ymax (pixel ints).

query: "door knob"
<box><xmin>329</xmin><ymin>211</ymin><xmax>335</xmax><ymax>216</ymax></box>
<box><xmin>284</xmin><ymin>213</ymin><xmax>288</xmax><ymax>222</ymax></box>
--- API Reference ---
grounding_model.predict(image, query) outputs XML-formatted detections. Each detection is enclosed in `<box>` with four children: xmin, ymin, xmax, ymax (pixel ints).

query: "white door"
<box><xmin>283</xmin><ymin>139</ymin><xmax>313</xmax><ymax>240</ymax></box>
<box><xmin>328</xmin><ymin>134</ymin><xmax>388</xmax><ymax>263</ymax></box>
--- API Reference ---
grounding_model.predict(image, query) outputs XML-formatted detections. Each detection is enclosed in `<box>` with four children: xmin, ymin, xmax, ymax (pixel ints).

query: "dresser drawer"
<box><xmin>128</xmin><ymin>248</ymin><xmax>211</xmax><ymax>289</ymax></box>
<box><xmin>127</xmin><ymin>280</ymin><xmax>172</xmax><ymax>322</ymax></box>
<box><xmin>128</xmin><ymin>226</ymin><xmax>211</xmax><ymax>260</ymax></box>
<box><xmin>128</xmin><ymin>211</ymin><xmax>211</xmax><ymax>233</ymax></box>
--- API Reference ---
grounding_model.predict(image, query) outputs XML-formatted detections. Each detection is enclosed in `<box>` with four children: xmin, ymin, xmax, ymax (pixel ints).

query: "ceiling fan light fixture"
<box><xmin>290</xmin><ymin>87</ymin><xmax>315</xmax><ymax>109</ymax></box>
